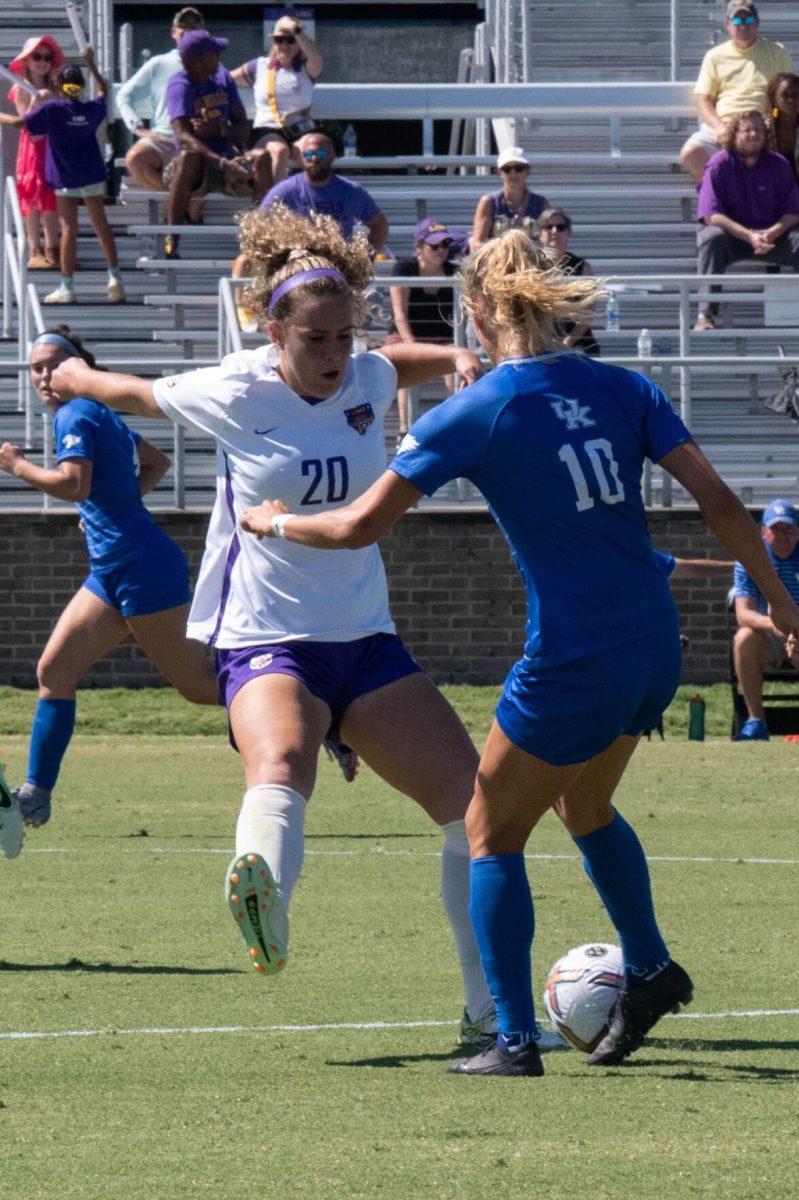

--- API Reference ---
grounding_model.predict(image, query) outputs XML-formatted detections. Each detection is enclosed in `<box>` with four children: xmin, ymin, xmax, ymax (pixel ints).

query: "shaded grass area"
<box><xmin>5</xmin><ymin>680</ymin><xmax>798</xmax><ymax>742</ymax></box>
<box><xmin>0</xmin><ymin>730</ymin><xmax>797</xmax><ymax>1198</ymax></box>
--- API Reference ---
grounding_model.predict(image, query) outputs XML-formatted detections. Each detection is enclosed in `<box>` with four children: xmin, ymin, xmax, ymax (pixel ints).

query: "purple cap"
<box><xmin>178</xmin><ymin>30</ymin><xmax>228</xmax><ymax>61</ymax></box>
<box><xmin>762</xmin><ymin>499</ymin><xmax>798</xmax><ymax>528</ymax></box>
<box><xmin>414</xmin><ymin>218</ymin><xmax>451</xmax><ymax>246</ymax></box>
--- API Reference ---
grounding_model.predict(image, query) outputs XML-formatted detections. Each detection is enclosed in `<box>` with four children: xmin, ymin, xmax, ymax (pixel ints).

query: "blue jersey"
<box><xmin>391</xmin><ymin>354</ymin><xmax>691</xmax><ymax>667</ymax></box>
<box><xmin>53</xmin><ymin>398</ymin><xmax>163</xmax><ymax>569</ymax></box>
<box><xmin>733</xmin><ymin>544</ymin><xmax>799</xmax><ymax>612</ymax></box>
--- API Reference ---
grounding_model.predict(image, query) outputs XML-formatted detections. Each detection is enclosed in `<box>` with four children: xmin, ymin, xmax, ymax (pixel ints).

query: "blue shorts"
<box><xmin>83</xmin><ymin>538</ymin><xmax>190</xmax><ymax>618</ymax></box>
<box><xmin>216</xmin><ymin>632</ymin><xmax>421</xmax><ymax>740</ymax></box>
<box><xmin>496</xmin><ymin>628</ymin><xmax>682</xmax><ymax>767</ymax></box>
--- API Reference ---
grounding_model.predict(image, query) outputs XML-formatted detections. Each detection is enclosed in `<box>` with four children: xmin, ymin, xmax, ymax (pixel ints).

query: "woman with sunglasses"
<box><xmin>46</xmin><ymin>208</ymin><xmax>516</xmax><ymax>1057</ymax></box>
<box><xmin>231</xmin><ymin>17</ymin><xmax>323</xmax><ymax>199</ymax></box>
<box><xmin>389</xmin><ymin>218</ymin><xmax>458</xmax><ymax>444</ymax></box>
<box><xmin>471</xmin><ymin>147</ymin><xmax>548</xmax><ymax>250</ymax></box>
<box><xmin>235</xmin><ymin>229</ymin><xmax>799</xmax><ymax>1077</ymax></box>
<box><xmin>767</xmin><ymin>70</ymin><xmax>799</xmax><ymax>180</ymax></box>
<box><xmin>537</xmin><ymin>208</ymin><xmax>600</xmax><ymax>356</ymax></box>
<box><xmin>6</xmin><ymin>35</ymin><xmax>63</xmax><ymax>269</ymax></box>
<box><xmin>0</xmin><ymin>325</ymin><xmax>217</xmax><ymax>837</ymax></box>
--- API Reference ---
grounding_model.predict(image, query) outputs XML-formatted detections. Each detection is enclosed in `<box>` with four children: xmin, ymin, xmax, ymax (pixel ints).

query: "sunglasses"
<box><xmin>542</xmin><ymin>222</ymin><xmax>569</xmax><ymax>232</ymax></box>
<box><xmin>426</xmin><ymin>239</ymin><xmax>453</xmax><ymax>249</ymax></box>
<box><xmin>272</xmin><ymin>34</ymin><xmax>296</xmax><ymax>44</ymax></box>
<box><xmin>31</xmin><ymin>52</ymin><xmax>54</xmax><ymax>62</ymax></box>
<box><xmin>730</xmin><ymin>14</ymin><xmax>757</xmax><ymax>24</ymax></box>
<box><xmin>302</xmin><ymin>149</ymin><xmax>329</xmax><ymax>160</ymax></box>
<box><xmin>500</xmin><ymin>163</ymin><xmax>527</xmax><ymax>174</ymax></box>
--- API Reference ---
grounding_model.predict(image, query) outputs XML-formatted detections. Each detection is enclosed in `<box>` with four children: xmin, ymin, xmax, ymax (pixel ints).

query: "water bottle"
<box><xmin>637</xmin><ymin>328</ymin><xmax>652</xmax><ymax>358</ymax></box>
<box><xmin>688</xmin><ymin>694</ymin><xmax>706</xmax><ymax>742</ymax></box>
<box><xmin>605</xmin><ymin>292</ymin><xmax>620</xmax><ymax>333</ymax></box>
<box><xmin>343</xmin><ymin>123</ymin><xmax>357</xmax><ymax>157</ymax></box>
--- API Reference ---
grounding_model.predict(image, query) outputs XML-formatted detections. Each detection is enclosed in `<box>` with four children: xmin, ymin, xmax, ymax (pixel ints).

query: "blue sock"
<box><xmin>469</xmin><ymin>854</ymin><xmax>540</xmax><ymax>1041</ymax></box>
<box><xmin>574</xmin><ymin>811</ymin><xmax>669</xmax><ymax>980</ymax></box>
<box><xmin>26</xmin><ymin>698</ymin><xmax>76</xmax><ymax>791</ymax></box>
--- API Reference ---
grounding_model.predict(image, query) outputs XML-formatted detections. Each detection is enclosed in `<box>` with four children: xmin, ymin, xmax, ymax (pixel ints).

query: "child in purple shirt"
<box><xmin>0</xmin><ymin>48</ymin><xmax>125</xmax><ymax>305</ymax></box>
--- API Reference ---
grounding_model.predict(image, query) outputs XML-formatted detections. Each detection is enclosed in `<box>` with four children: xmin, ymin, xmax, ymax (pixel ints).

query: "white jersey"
<box><xmin>251</xmin><ymin>56</ymin><xmax>315</xmax><ymax>128</ymax></box>
<box><xmin>153</xmin><ymin>346</ymin><xmax>398</xmax><ymax>647</ymax></box>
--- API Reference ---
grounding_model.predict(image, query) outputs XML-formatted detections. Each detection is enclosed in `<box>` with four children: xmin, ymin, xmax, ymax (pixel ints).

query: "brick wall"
<box><xmin>0</xmin><ymin>507</ymin><xmax>735</xmax><ymax>687</ymax></box>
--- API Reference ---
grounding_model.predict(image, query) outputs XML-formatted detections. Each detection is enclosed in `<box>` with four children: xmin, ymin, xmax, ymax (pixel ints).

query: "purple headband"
<box><xmin>267</xmin><ymin>267</ymin><xmax>347</xmax><ymax>315</ymax></box>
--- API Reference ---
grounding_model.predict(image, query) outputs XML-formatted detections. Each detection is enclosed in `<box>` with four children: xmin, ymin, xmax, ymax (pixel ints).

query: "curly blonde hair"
<box><xmin>237</xmin><ymin>204</ymin><xmax>374</xmax><ymax>325</ymax></box>
<box><xmin>716</xmin><ymin>109</ymin><xmax>768</xmax><ymax>155</ymax></box>
<box><xmin>459</xmin><ymin>230</ymin><xmax>604</xmax><ymax>357</ymax></box>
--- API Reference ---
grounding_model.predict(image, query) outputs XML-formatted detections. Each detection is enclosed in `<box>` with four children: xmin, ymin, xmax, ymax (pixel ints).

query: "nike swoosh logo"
<box><xmin>255</xmin><ymin>427</ymin><xmax>278</xmax><ymax>436</ymax></box>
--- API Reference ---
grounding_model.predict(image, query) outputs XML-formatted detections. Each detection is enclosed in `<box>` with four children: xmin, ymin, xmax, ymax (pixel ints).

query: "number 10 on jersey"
<box><xmin>558</xmin><ymin>439</ymin><xmax>625</xmax><ymax>512</ymax></box>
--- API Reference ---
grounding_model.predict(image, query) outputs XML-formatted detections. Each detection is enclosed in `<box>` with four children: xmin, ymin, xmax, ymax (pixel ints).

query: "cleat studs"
<box><xmin>269</xmin><ymin>944</ymin><xmax>279</xmax><ymax>954</ymax></box>
<box><xmin>255</xmin><ymin>963</ymin><xmax>266</xmax><ymax>972</ymax></box>
<box><xmin>230</xmin><ymin>873</ymin><xmax>239</xmax><ymax>885</ymax></box>
<box><xmin>236</xmin><ymin>859</ymin><xmax>245</xmax><ymax>869</ymax></box>
<box><xmin>237</xmin><ymin>911</ymin><xmax>243</xmax><ymax>918</ymax></box>
<box><xmin>259</xmin><ymin>870</ymin><xmax>266</xmax><ymax>878</ymax></box>
<box><xmin>276</xmin><ymin>959</ymin><xmax>285</xmax><ymax>969</ymax></box>
<box><xmin>230</xmin><ymin>894</ymin><xmax>238</xmax><ymax>904</ymax></box>
<box><xmin>250</xmin><ymin>948</ymin><xmax>259</xmax><ymax>958</ymax></box>
<box><xmin>247</xmin><ymin>855</ymin><xmax>257</xmax><ymax>863</ymax></box>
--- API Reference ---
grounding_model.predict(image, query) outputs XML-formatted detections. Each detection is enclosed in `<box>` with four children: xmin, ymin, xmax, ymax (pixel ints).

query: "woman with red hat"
<box><xmin>7</xmin><ymin>35</ymin><xmax>64</xmax><ymax>269</ymax></box>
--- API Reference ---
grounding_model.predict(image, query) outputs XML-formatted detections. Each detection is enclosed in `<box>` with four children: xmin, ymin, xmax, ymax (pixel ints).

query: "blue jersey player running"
<box><xmin>237</xmin><ymin>231</ymin><xmax>799</xmax><ymax>1076</ymax></box>
<box><xmin>0</xmin><ymin>327</ymin><xmax>217</xmax><ymax>849</ymax></box>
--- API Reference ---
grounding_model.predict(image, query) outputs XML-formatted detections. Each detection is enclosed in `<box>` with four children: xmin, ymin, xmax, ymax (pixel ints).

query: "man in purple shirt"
<box><xmin>695</xmin><ymin>109</ymin><xmax>799</xmax><ymax>329</ymax></box>
<box><xmin>163</xmin><ymin>29</ymin><xmax>252</xmax><ymax>256</ymax></box>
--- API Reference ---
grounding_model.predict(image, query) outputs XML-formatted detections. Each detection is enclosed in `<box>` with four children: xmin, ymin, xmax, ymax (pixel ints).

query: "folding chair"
<box><xmin>727</xmin><ymin>588</ymin><xmax>799</xmax><ymax>737</ymax></box>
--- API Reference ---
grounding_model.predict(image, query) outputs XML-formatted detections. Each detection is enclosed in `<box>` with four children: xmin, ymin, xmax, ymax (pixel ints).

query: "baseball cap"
<box><xmin>762</xmin><ymin>499</ymin><xmax>797</xmax><ymax>527</ymax></box>
<box><xmin>497</xmin><ymin>146</ymin><xmax>530</xmax><ymax>170</ymax></box>
<box><xmin>726</xmin><ymin>1</ymin><xmax>758</xmax><ymax>18</ymax></box>
<box><xmin>178</xmin><ymin>30</ymin><xmax>228</xmax><ymax>61</ymax></box>
<box><xmin>414</xmin><ymin>218</ymin><xmax>451</xmax><ymax>245</ymax></box>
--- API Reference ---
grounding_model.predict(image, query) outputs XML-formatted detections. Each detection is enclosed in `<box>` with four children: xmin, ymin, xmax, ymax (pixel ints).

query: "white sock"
<box><xmin>235</xmin><ymin>785</ymin><xmax>307</xmax><ymax>910</ymax></box>
<box><xmin>440</xmin><ymin>818</ymin><xmax>494</xmax><ymax>1022</ymax></box>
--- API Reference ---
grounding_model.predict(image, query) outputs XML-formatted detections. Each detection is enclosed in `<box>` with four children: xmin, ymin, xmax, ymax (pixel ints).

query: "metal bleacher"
<box><xmin>2</xmin><ymin>0</ymin><xmax>799</xmax><ymax>511</ymax></box>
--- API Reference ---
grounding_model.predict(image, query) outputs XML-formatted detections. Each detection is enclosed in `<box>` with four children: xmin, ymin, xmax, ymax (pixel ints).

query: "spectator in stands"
<box><xmin>231</xmin><ymin>16</ymin><xmax>323</xmax><ymax>201</ymax></box>
<box><xmin>767</xmin><ymin>71</ymin><xmax>799</xmax><ymax>180</ymax></box>
<box><xmin>694</xmin><ymin>110</ymin><xmax>799</xmax><ymax>331</ymax></box>
<box><xmin>163</xmin><ymin>30</ymin><xmax>252</xmax><ymax>258</ymax></box>
<box><xmin>537</xmin><ymin>208</ymin><xmax>600</xmax><ymax>356</ymax></box>
<box><xmin>680</xmin><ymin>2</ymin><xmax>793</xmax><ymax>183</ymax></box>
<box><xmin>389</xmin><ymin>218</ymin><xmax>458</xmax><ymax>445</ymax></box>
<box><xmin>117</xmin><ymin>7</ymin><xmax>205</xmax><ymax>194</ymax></box>
<box><xmin>0</xmin><ymin>51</ymin><xmax>125</xmax><ymax>305</ymax></box>
<box><xmin>7</xmin><ymin>34</ymin><xmax>63</xmax><ymax>269</ymax></box>
<box><xmin>732</xmin><ymin>499</ymin><xmax>799</xmax><ymax>740</ymax></box>
<box><xmin>470</xmin><ymin>148</ymin><xmax>548</xmax><ymax>249</ymax></box>
<box><xmin>232</xmin><ymin>133</ymin><xmax>388</xmax><ymax>329</ymax></box>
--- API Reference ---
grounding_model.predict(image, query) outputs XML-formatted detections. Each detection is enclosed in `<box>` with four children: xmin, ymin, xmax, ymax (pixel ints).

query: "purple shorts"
<box><xmin>215</xmin><ymin>633</ymin><xmax>421</xmax><ymax>740</ymax></box>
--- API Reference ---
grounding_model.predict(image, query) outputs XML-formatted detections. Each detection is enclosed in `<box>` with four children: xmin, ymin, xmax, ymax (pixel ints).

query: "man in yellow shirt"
<box><xmin>680</xmin><ymin>2</ymin><xmax>792</xmax><ymax>182</ymax></box>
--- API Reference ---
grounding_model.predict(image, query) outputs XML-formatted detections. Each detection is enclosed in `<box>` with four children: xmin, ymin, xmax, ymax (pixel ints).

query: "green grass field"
<box><xmin>0</xmin><ymin>687</ymin><xmax>797</xmax><ymax>1199</ymax></box>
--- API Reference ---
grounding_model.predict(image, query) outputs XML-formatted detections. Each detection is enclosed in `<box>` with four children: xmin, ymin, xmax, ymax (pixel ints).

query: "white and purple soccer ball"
<box><xmin>543</xmin><ymin>942</ymin><xmax>625</xmax><ymax>1052</ymax></box>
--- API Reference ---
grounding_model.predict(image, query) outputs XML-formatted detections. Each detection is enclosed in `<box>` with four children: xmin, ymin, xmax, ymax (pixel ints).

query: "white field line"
<box><xmin>1</xmin><ymin>1009</ymin><xmax>798</xmax><ymax>1043</ymax></box>
<box><xmin>24</xmin><ymin>846</ymin><xmax>799</xmax><ymax>865</ymax></box>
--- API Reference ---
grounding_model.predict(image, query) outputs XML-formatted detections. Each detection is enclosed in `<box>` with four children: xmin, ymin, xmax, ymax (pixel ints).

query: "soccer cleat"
<box><xmin>449</xmin><ymin>1039</ymin><xmax>544</xmax><ymax>1077</ymax></box>
<box><xmin>106</xmin><ymin>278</ymin><xmax>126</xmax><ymax>304</ymax></box>
<box><xmin>13</xmin><ymin>784</ymin><xmax>52</xmax><ymax>827</ymax></box>
<box><xmin>733</xmin><ymin>717</ymin><xmax>769</xmax><ymax>742</ymax></box>
<box><xmin>587</xmin><ymin>959</ymin><xmax>694</xmax><ymax>1066</ymax></box>
<box><xmin>323</xmin><ymin>736</ymin><xmax>358</xmax><ymax>783</ymax></box>
<box><xmin>459</xmin><ymin>1005</ymin><xmax>498</xmax><ymax>1052</ymax></box>
<box><xmin>0</xmin><ymin>766</ymin><xmax>23</xmax><ymax>859</ymax></box>
<box><xmin>225</xmin><ymin>852</ymin><xmax>288</xmax><ymax>975</ymax></box>
<box><xmin>44</xmin><ymin>284</ymin><xmax>74</xmax><ymax>304</ymax></box>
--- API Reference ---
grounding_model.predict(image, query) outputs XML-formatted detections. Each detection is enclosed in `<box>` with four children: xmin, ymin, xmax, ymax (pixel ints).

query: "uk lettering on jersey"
<box><xmin>152</xmin><ymin>345</ymin><xmax>399</xmax><ymax>647</ymax></box>
<box><xmin>390</xmin><ymin>353</ymin><xmax>692</xmax><ymax>668</ymax></box>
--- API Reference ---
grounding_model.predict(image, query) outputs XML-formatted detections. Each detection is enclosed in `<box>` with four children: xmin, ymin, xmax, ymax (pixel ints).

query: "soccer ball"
<box><xmin>543</xmin><ymin>942</ymin><xmax>624</xmax><ymax>1052</ymax></box>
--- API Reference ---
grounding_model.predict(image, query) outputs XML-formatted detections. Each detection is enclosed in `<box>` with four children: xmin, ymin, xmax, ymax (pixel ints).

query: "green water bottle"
<box><xmin>688</xmin><ymin>694</ymin><xmax>705</xmax><ymax>741</ymax></box>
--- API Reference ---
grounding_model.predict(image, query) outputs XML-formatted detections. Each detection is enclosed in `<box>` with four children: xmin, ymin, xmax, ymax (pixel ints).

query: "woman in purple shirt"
<box><xmin>0</xmin><ymin>48</ymin><xmax>125</xmax><ymax>306</ymax></box>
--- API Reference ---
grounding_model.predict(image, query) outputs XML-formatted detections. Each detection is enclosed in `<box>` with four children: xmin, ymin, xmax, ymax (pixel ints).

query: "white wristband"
<box><xmin>270</xmin><ymin>513</ymin><xmax>292</xmax><ymax>538</ymax></box>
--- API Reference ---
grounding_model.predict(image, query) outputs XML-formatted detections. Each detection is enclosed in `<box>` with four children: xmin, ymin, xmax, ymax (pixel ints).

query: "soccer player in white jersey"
<box><xmin>48</xmin><ymin>206</ymin><xmax>526</xmax><ymax>1052</ymax></box>
<box><xmin>238</xmin><ymin>230</ymin><xmax>799</xmax><ymax>1076</ymax></box>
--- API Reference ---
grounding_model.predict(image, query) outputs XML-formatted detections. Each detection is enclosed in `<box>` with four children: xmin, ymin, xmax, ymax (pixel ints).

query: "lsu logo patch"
<box><xmin>344</xmin><ymin>403</ymin><xmax>375</xmax><ymax>435</ymax></box>
<box><xmin>62</xmin><ymin>434</ymin><xmax>83</xmax><ymax>451</ymax></box>
<box><xmin>249</xmin><ymin>653</ymin><xmax>274</xmax><ymax>671</ymax></box>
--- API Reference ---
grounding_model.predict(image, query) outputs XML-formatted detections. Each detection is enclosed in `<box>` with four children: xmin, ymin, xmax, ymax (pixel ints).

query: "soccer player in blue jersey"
<box><xmin>732</xmin><ymin>499</ymin><xmax>799</xmax><ymax>740</ymax></box>
<box><xmin>238</xmin><ymin>230</ymin><xmax>799</xmax><ymax>1075</ymax></box>
<box><xmin>0</xmin><ymin>327</ymin><xmax>217</xmax><ymax>841</ymax></box>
